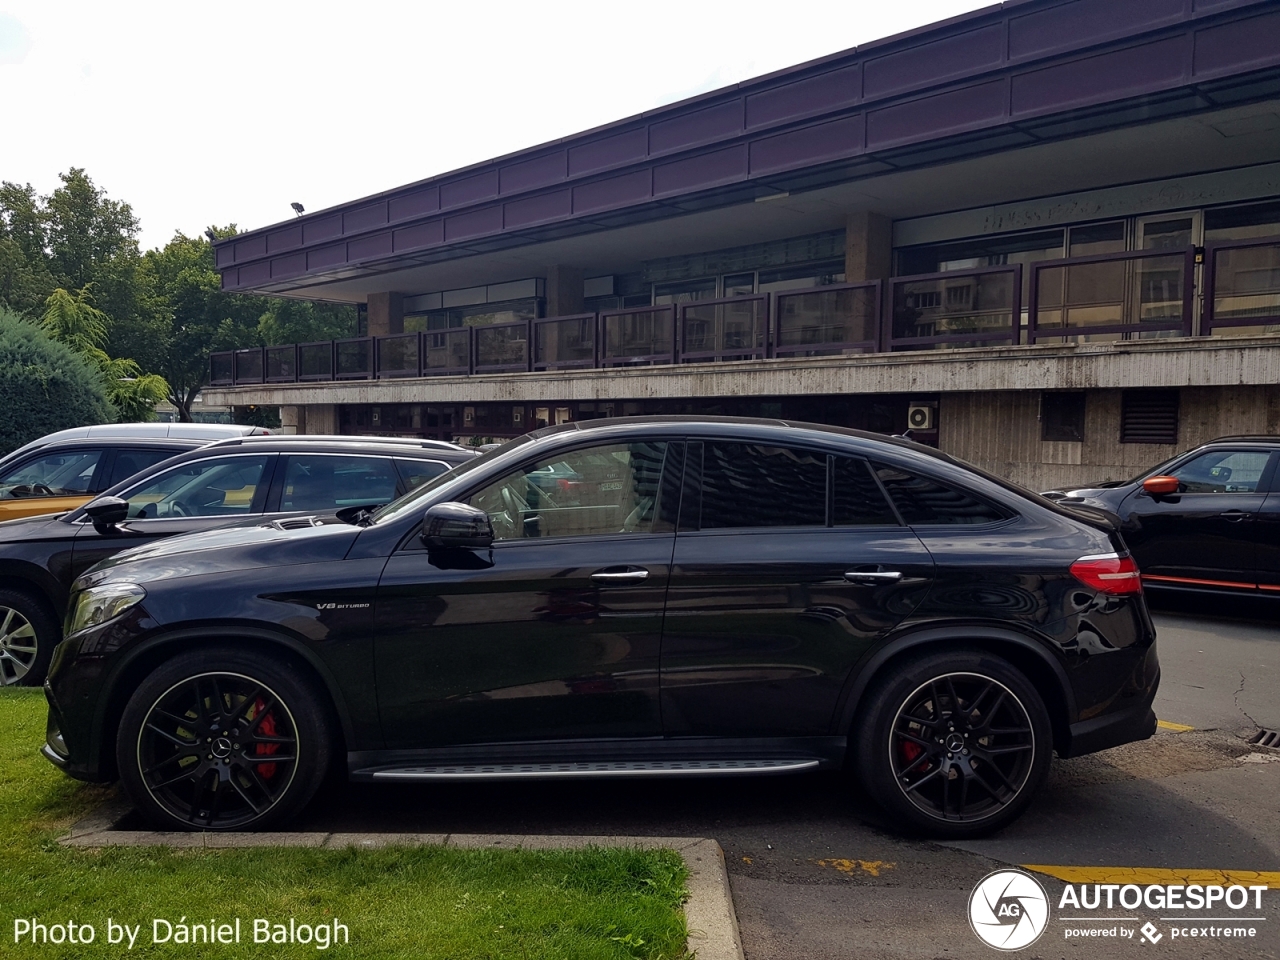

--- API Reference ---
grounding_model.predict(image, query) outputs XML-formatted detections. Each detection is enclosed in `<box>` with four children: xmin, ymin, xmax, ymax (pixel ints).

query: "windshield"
<box><xmin>369</xmin><ymin>434</ymin><xmax>535</xmax><ymax>525</ymax></box>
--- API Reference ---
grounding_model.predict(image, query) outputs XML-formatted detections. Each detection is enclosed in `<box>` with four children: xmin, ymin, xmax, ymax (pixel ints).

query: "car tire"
<box><xmin>116</xmin><ymin>646</ymin><xmax>331</xmax><ymax>831</ymax></box>
<box><xmin>0</xmin><ymin>587</ymin><xmax>59</xmax><ymax>687</ymax></box>
<box><xmin>853</xmin><ymin>648</ymin><xmax>1052</xmax><ymax>839</ymax></box>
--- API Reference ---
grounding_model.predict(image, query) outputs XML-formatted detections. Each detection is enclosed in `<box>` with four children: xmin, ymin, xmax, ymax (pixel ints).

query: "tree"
<box><xmin>39</xmin><ymin>287</ymin><xmax>169</xmax><ymax>422</ymax></box>
<box><xmin>138</xmin><ymin>228</ymin><xmax>356</xmax><ymax>421</ymax></box>
<box><xmin>0</xmin><ymin>307</ymin><xmax>114</xmax><ymax>455</ymax></box>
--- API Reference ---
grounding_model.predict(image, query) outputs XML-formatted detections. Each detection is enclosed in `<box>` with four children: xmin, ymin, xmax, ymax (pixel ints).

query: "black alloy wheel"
<box><xmin>855</xmin><ymin>650</ymin><xmax>1052</xmax><ymax>839</ymax></box>
<box><xmin>0</xmin><ymin>588</ymin><xmax>58</xmax><ymax>687</ymax></box>
<box><xmin>117</xmin><ymin>648</ymin><xmax>330</xmax><ymax>831</ymax></box>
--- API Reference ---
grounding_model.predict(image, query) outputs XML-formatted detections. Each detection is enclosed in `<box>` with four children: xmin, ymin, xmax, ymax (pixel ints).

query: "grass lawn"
<box><xmin>0</xmin><ymin>689</ymin><xmax>689</xmax><ymax>958</ymax></box>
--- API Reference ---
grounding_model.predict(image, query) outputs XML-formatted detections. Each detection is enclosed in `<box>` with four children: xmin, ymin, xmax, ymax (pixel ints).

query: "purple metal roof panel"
<box><xmin>748</xmin><ymin>115</ymin><xmax>865</xmax><ymax>175</ymax></box>
<box><xmin>389</xmin><ymin>188</ymin><xmax>440</xmax><ymax>222</ymax></box>
<box><xmin>503</xmin><ymin>189</ymin><xmax>573</xmax><ymax>230</ymax></box>
<box><xmin>499</xmin><ymin>151</ymin><xmax>567</xmax><ymax>195</ymax></box>
<box><xmin>744</xmin><ymin>63</ymin><xmax>861</xmax><ymax>130</ymax></box>
<box><xmin>1011</xmin><ymin>35</ymin><xmax>1189</xmax><ymax>116</ymax></box>
<box><xmin>440</xmin><ymin>170</ymin><xmax>499</xmax><ymax>209</ymax></box>
<box><xmin>213</xmin><ymin>0</ymin><xmax>1280</xmax><ymax>294</ymax></box>
<box><xmin>567</xmin><ymin>128</ymin><xmax>649</xmax><ymax>177</ymax></box>
<box><xmin>1007</xmin><ymin>0</ymin><xmax>1185</xmax><ymax>60</ymax></box>
<box><xmin>1194</xmin><ymin>7</ymin><xmax>1280</xmax><ymax>76</ymax></box>
<box><xmin>863</xmin><ymin>23</ymin><xmax>1006</xmax><ymax>98</ymax></box>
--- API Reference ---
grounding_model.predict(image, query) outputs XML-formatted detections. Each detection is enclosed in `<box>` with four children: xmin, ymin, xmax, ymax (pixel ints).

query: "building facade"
<box><xmin>205</xmin><ymin>0</ymin><xmax>1280</xmax><ymax>489</ymax></box>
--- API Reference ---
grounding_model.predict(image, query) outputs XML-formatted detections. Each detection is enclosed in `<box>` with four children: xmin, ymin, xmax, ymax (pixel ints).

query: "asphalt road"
<box><xmin>211</xmin><ymin>595</ymin><xmax>1280</xmax><ymax>958</ymax></box>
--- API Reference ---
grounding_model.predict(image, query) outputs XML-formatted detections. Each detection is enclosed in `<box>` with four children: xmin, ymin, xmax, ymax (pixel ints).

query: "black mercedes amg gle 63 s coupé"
<box><xmin>44</xmin><ymin>417</ymin><xmax>1158</xmax><ymax>839</ymax></box>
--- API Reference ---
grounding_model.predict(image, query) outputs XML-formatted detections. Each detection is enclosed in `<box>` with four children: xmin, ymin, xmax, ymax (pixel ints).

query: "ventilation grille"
<box><xmin>268</xmin><ymin>516</ymin><xmax>324</xmax><ymax>531</ymax></box>
<box><xmin>1249</xmin><ymin>729</ymin><xmax>1280</xmax><ymax>749</ymax></box>
<box><xmin>1121</xmin><ymin>390</ymin><xmax>1179</xmax><ymax>444</ymax></box>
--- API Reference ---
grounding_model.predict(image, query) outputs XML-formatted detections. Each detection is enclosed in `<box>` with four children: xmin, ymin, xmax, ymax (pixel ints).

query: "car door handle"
<box><xmin>591</xmin><ymin>568</ymin><xmax>649</xmax><ymax>584</ymax></box>
<box><xmin>1220</xmin><ymin>510</ymin><xmax>1251</xmax><ymax>522</ymax></box>
<box><xmin>844</xmin><ymin>570</ymin><xmax>903</xmax><ymax>583</ymax></box>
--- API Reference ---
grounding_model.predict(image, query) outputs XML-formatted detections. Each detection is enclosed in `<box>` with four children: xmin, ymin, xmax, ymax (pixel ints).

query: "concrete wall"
<box><xmin>941</xmin><ymin>386</ymin><xmax>1280</xmax><ymax>490</ymax></box>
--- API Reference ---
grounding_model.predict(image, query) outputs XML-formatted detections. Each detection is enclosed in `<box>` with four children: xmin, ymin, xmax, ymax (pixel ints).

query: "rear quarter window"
<box><xmin>872</xmin><ymin>463</ymin><xmax>1009</xmax><ymax>525</ymax></box>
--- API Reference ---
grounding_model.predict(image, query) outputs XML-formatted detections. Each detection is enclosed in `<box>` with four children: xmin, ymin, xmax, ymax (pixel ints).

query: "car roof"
<box><xmin>204</xmin><ymin>435</ymin><xmax>475</xmax><ymax>458</ymax></box>
<box><xmin>1198</xmin><ymin>436</ymin><xmax>1280</xmax><ymax>445</ymax></box>
<box><xmin>1</xmin><ymin>423</ymin><xmax>266</xmax><ymax>465</ymax></box>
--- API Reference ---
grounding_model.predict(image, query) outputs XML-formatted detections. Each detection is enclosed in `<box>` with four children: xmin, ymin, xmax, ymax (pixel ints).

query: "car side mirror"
<box><xmin>84</xmin><ymin>496</ymin><xmax>130</xmax><ymax>528</ymax></box>
<box><xmin>1142</xmin><ymin>475</ymin><xmax>1180</xmax><ymax>496</ymax></box>
<box><xmin>422</xmin><ymin>502</ymin><xmax>494</xmax><ymax>550</ymax></box>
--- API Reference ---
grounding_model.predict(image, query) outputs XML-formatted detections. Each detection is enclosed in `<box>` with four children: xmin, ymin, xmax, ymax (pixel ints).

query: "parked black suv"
<box><xmin>1043</xmin><ymin>436</ymin><xmax>1280</xmax><ymax>595</ymax></box>
<box><xmin>45</xmin><ymin>418</ymin><xmax>1159</xmax><ymax>838</ymax></box>
<box><xmin>0</xmin><ymin>436</ymin><xmax>474</xmax><ymax>686</ymax></box>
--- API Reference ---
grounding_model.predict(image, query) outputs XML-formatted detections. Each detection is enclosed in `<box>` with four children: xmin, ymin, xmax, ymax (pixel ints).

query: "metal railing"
<box><xmin>679</xmin><ymin>295</ymin><xmax>768</xmax><ymax>362</ymax></box>
<box><xmin>889</xmin><ymin>265</ymin><xmax>1021</xmax><ymax>351</ymax></box>
<box><xmin>773</xmin><ymin>281</ymin><xmax>880</xmax><ymax>357</ymax></box>
<box><xmin>533</xmin><ymin>313</ymin><xmax>596</xmax><ymax>370</ymax></box>
<box><xmin>600</xmin><ymin>305</ymin><xmax>676</xmax><ymax>367</ymax></box>
<box><xmin>209</xmin><ymin>244</ymin><xmax>1271</xmax><ymax>385</ymax></box>
<box><xmin>1203</xmin><ymin>235</ymin><xmax>1280</xmax><ymax>337</ymax></box>
<box><xmin>1029</xmin><ymin>247</ymin><xmax>1194</xmax><ymax>343</ymax></box>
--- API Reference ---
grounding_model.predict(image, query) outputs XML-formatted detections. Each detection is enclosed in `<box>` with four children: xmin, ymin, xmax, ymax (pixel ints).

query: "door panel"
<box><xmin>661</xmin><ymin>527</ymin><xmax>933</xmax><ymax>737</ymax></box>
<box><xmin>374</xmin><ymin>439</ymin><xmax>678</xmax><ymax>748</ymax></box>
<box><xmin>375</xmin><ymin>536</ymin><xmax>672</xmax><ymax>747</ymax></box>
<box><xmin>659</xmin><ymin>443</ymin><xmax>934</xmax><ymax>738</ymax></box>
<box><xmin>1255</xmin><ymin>488</ymin><xmax>1280</xmax><ymax>594</ymax></box>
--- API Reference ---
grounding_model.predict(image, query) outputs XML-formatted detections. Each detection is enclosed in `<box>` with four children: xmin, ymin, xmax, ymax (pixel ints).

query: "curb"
<box><xmin>62</xmin><ymin>808</ymin><xmax>744</xmax><ymax>960</ymax></box>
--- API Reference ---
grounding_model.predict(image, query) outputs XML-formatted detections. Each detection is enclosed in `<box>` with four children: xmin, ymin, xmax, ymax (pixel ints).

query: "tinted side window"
<box><xmin>872</xmin><ymin>463</ymin><xmax>1006</xmax><ymax>525</ymax></box>
<box><xmin>123</xmin><ymin>455</ymin><xmax>270</xmax><ymax>519</ymax></box>
<box><xmin>395</xmin><ymin>458</ymin><xmax>451</xmax><ymax>491</ymax></box>
<box><xmin>470</xmin><ymin>441</ymin><xmax>668</xmax><ymax>540</ymax></box>
<box><xmin>833</xmin><ymin>456</ymin><xmax>898</xmax><ymax>526</ymax></box>
<box><xmin>1169</xmin><ymin>450</ymin><xmax>1270</xmax><ymax>494</ymax></box>
<box><xmin>106</xmin><ymin>448</ymin><xmax>181</xmax><ymax>488</ymax></box>
<box><xmin>282</xmin><ymin>455</ymin><xmax>399</xmax><ymax>511</ymax></box>
<box><xmin>700</xmin><ymin>443</ymin><xmax>826</xmax><ymax>529</ymax></box>
<box><xmin>0</xmin><ymin>449</ymin><xmax>104</xmax><ymax>499</ymax></box>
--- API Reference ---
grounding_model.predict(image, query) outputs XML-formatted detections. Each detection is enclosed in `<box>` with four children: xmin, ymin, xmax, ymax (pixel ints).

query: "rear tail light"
<box><xmin>1070</xmin><ymin>553</ymin><xmax>1142</xmax><ymax>595</ymax></box>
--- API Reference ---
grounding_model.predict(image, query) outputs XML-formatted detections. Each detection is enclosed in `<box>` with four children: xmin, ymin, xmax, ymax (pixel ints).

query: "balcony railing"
<box><xmin>600</xmin><ymin>305</ymin><xmax>676</xmax><ymax>366</ymax></box>
<box><xmin>209</xmin><ymin>244</ymin><xmax>1264</xmax><ymax>386</ymax></box>
<box><xmin>890</xmin><ymin>265</ymin><xmax>1021</xmax><ymax>351</ymax></box>
<box><xmin>1203</xmin><ymin>235</ymin><xmax>1280</xmax><ymax>337</ymax></box>
<box><xmin>679</xmin><ymin>295</ymin><xmax>767</xmax><ymax>362</ymax></box>
<box><xmin>774</xmin><ymin>281</ymin><xmax>880</xmax><ymax>357</ymax></box>
<box><xmin>1029</xmin><ymin>247</ymin><xmax>1194</xmax><ymax>343</ymax></box>
<box><xmin>533</xmin><ymin>313</ymin><xmax>596</xmax><ymax>370</ymax></box>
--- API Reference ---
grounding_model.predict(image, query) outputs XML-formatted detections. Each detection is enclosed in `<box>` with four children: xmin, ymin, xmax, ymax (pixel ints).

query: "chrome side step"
<box><xmin>369</xmin><ymin>758</ymin><xmax>820</xmax><ymax>781</ymax></box>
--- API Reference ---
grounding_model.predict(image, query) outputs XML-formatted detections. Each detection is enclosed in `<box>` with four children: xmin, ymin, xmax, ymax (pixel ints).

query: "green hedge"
<box><xmin>0</xmin><ymin>309</ymin><xmax>113</xmax><ymax>456</ymax></box>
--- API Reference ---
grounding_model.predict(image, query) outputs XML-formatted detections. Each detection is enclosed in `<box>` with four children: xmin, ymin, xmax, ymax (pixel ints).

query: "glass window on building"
<box><xmin>405</xmin><ymin>297</ymin><xmax>542</xmax><ymax>333</ymax></box>
<box><xmin>757</xmin><ymin>259</ymin><xmax>845</xmax><ymax>295</ymax></box>
<box><xmin>1204</xmin><ymin>199</ymin><xmax>1280</xmax><ymax>243</ymax></box>
<box><xmin>1068</xmin><ymin>221</ymin><xmax>1126</xmax><ymax>257</ymax></box>
<box><xmin>653</xmin><ymin>278</ymin><xmax>718</xmax><ymax>304</ymax></box>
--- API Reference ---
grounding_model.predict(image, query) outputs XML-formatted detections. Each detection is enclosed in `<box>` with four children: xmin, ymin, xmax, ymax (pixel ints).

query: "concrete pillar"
<box><xmin>545</xmin><ymin>266</ymin><xmax>584</xmax><ymax>318</ymax></box>
<box><xmin>844</xmin><ymin>211</ymin><xmax>893</xmax><ymax>282</ymax></box>
<box><xmin>279</xmin><ymin>405</ymin><xmax>303</xmax><ymax>435</ymax></box>
<box><xmin>367</xmin><ymin>292</ymin><xmax>404</xmax><ymax>336</ymax></box>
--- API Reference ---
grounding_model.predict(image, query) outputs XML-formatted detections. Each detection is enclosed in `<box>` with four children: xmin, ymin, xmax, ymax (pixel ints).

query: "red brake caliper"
<box><xmin>254</xmin><ymin>698</ymin><xmax>279</xmax><ymax>780</ymax></box>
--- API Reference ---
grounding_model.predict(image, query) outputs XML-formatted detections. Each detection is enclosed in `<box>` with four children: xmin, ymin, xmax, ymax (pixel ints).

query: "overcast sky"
<box><xmin>1</xmin><ymin>1</ymin><xmax>988</xmax><ymax>251</ymax></box>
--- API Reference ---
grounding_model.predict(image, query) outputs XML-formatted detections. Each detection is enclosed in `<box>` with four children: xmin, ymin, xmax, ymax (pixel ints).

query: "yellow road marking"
<box><xmin>815</xmin><ymin>858</ymin><xmax>895</xmax><ymax>877</ymax></box>
<box><xmin>1023</xmin><ymin>865</ymin><xmax>1280</xmax><ymax>887</ymax></box>
<box><xmin>1157</xmin><ymin>719</ymin><xmax>1195</xmax><ymax>732</ymax></box>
